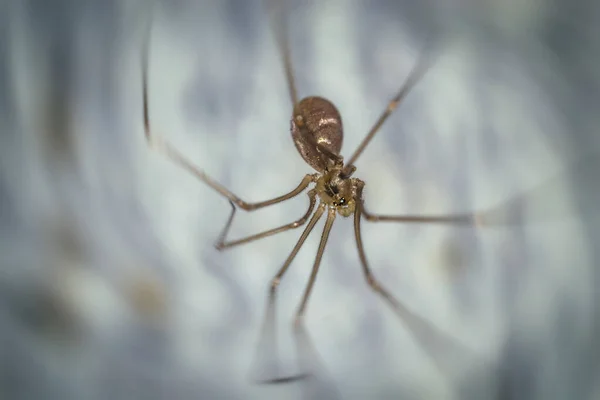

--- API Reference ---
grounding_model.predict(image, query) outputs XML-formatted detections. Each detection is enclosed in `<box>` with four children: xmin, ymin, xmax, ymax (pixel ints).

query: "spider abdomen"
<box><xmin>290</xmin><ymin>96</ymin><xmax>343</xmax><ymax>172</ymax></box>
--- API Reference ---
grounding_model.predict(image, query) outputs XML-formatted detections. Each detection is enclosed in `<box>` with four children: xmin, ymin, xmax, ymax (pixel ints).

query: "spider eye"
<box><xmin>338</xmin><ymin>197</ymin><xmax>346</xmax><ymax>206</ymax></box>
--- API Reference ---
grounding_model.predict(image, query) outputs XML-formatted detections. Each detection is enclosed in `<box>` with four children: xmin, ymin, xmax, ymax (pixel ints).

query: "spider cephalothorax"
<box><xmin>314</xmin><ymin>165</ymin><xmax>362</xmax><ymax>217</ymax></box>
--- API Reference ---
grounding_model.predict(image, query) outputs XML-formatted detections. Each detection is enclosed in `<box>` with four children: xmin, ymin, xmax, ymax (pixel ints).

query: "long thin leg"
<box><xmin>215</xmin><ymin>190</ymin><xmax>318</xmax><ymax>250</ymax></box>
<box><xmin>362</xmin><ymin>201</ymin><xmax>482</xmax><ymax>226</ymax></box>
<box><xmin>353</xmin><ymin>186</ymin><xmax>480</xmax><ymax>373</ymax></box>
<box><xmin>342</xmin><ymin>42</ymin><xmax>435</xmax><ymax>176</ymax></box>
<box><xmin>265</xmin><ymin>0</ymin><xmax>343</xmax><ymax>170</ymax></box>
<box><xmin>256</xmin><ymin>206</ymin><xmax>337</xmax><ymax>386</ymax></box>
<box><xmin>252</xmin><ymin>203</ymin><xmax>325</xmax><ymax>384</ymax></box>
<box><xmin>271</xmin><ymin>203</ymin><xmax>326</xmax><ymax>291</ymax></box>
<box><xmin>288</xmin><ymin>208</ymin><xmax>339</xmax><ymax>395</ymax></box>
<box><xmin>363</xmin><ymin>151</ymin><xmax>600</xmax><ymax>228</ymax></box>
<box><xmin>354</xmin><ymin>188</ymin><xmax>421</xmax><ymax>323</ymax></box>
<box><xmin>141</xmin><ymin>15</ymin><xmax>315</xmax><ymax>210</ymax></box>
<box><xmin>265</xmin><ymin>0</ymin><xmax>298</xmax><ymax>106</ymax></box>
<box><xmin>295</xmin><ymin>207</ymin><xmax>337</xmax><ymax>323</ymax></box>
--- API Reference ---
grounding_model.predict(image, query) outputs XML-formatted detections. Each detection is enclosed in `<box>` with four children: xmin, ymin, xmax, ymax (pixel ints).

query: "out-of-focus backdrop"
<box><xmin>1</xmin><ymin>0</ymin><xmax>599</xmax><ymax>399</ymax></box>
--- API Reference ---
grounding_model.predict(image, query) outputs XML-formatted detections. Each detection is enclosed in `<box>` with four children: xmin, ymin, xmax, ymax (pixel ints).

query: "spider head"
<box><xmin>316</xmin><ymin>167</ymin><xmax>361</xmax><ymax>217</ymax></box>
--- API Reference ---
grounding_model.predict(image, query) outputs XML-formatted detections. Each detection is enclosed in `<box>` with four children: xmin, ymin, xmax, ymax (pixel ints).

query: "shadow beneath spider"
<box><xmin>248</xmin><ymin>295</ymin><xmax>342</xmax><ymax>400</ymax></box>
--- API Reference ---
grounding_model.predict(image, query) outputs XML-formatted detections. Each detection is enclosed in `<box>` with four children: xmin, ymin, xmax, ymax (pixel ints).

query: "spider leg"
<box><xmin>256</xmin><ymin>206</ymin><xmax>338</xmax><ymax>391</ymax></box>
<box><xmin>362</xmin><ymin>203</ymin><xmax>481</xmax><ymax>226</ymax></box>
<box><xmin>251</xmin><ymin>203</ymin><xmax>326</xmax><ymax>384</ymax></box>
<box><xmin>215</xmin><ymin>190</ymin><xmax>318</xmax><ymax>250</ymax></box>
<box><xmin>354</xmin><ymin>185</ymin><xmax>481</xmax><ymax>374</ymax></box>
<box><xmin>141</xmin><ymin>13</ymin><xmax>315</xmax><ymax>213</ymax></box>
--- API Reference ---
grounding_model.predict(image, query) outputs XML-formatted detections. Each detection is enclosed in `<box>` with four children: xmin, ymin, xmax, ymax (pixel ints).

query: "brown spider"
<box><xmin>141</xmin><ymin>1</ymin><xmax>489</xmax><ymax>384</ymax></box>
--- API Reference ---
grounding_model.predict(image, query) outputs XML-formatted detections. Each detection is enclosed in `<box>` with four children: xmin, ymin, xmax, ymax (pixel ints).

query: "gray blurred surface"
<box><xmin>1</xmin><ymin>0</ymin><xmax>599</xmax><ymax>399</ymax></box>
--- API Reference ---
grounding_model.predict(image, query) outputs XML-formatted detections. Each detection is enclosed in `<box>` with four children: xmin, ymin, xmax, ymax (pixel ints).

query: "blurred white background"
<box><xmin>1</xmin><ymin>0</ymin><xmax>599</xmax><ymax>399</ymax></box>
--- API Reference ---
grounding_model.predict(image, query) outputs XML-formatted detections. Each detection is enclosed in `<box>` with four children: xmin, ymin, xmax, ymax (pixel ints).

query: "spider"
<box><xmin>141</xmin><ymin>1</ymin><xmax>488</xmax><ymax>383</ymax></box>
